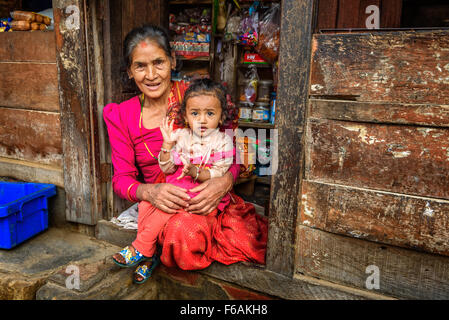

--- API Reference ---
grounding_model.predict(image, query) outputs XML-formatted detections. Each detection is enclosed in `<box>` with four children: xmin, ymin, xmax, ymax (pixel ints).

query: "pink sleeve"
<box><xmin>103</xmin><ymin>103</ymin><xmax>140</xmax><ymax>202</ymax></box>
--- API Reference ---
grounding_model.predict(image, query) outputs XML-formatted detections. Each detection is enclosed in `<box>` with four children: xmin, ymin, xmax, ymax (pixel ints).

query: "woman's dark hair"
<box><xmin>177</xmin><ymin>78</ymin><xmax>238</xmax><ymax>130</ymax></box>
<box><xmin>123</xmin><ymin>24</ymin><xmax>173</xmax><ymax>68</ymax></box>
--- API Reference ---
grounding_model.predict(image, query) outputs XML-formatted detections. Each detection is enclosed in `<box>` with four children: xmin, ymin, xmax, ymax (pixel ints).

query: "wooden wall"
<box><xmin>315</xmin><ymin>0</ymin><xmax>402</xmax><ymax>31</ymax></box>
<box><xmin>107</xmin><ymin>0</ymin><xmax>168</xmax><ymax>104</ymax></box>
<box><xmin>0</xmin><ymin>31</ymin><xmax>63</xmax><ymax>187</ymax></box>
<box><xmin>295</xmin><ymin>30</ymin><xmax>449</xmax><ymax>299</ymax></box>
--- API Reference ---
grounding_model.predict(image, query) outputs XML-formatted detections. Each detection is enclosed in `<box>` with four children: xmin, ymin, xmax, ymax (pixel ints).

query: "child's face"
<box><xmin>184</xmin><ymin>94</ymin><xmax>223</xmax><ymax>137</ymax></box>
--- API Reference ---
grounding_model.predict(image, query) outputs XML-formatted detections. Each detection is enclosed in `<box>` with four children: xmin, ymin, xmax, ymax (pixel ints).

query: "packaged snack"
<box><xmin>10</xmin><ymin>10</ymin><xmax>35</xmax><ymax>22</ymax></box>
<box><xmin>238</xmin><ymin>102</ymin><xmax>253</xmax><ymax>122</ymax></box>
<box><xmin>243</xmin><ymin>52</ymin><xmax>268</xmax><ymax>64</ymax></box>
<box><xmin>224</xmin><ymin>12</ymin><xmax>241</xmax><ymax>41</ymax></box>
<box><xmin>31</xmin><ymin>22</ymin><xmax>47</xmax><ymax>31</ymax></box>
<box><xmin>252</xmin><ymin>102</ymin><xmax>270</xmax><ymax>123</ymax></box>
<box><xmin>255</xmin><ymin>3</ymin><xmax>280</xmax><ymax>63</ymax></box>
<box><xmin>238</xmin><ymin>65</ymin><xmax>259</xmax><ymax>103</ymax></box>
<box><xmin>236</xmin><ymin>136</ymin><xmax>257</xmax><ymax>178</ymax></box>
<box><xmin>257</xmin><ymin>79</ymin><xmax>273</xmax><ymax>102</ymax></box>
<box><xmin>238</xmin><ymin>11</ymin><xmax>258</xmax><ymax>47</ymax></box>
<box><xmin>11</xmin><ymin>20</ymin><xmax>31</xmax><ymax>31</ymax></box>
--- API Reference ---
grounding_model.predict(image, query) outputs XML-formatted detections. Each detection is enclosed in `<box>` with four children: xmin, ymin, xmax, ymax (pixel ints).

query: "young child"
<box><xmin>112</xmin><ymin>79</ymin><xmax>237</xmax><ymax>283</ymax></box>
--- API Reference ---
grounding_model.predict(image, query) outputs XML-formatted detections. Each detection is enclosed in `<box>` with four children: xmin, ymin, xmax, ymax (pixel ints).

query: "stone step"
<box><xmin>0</xmin><ymin>227</ymin><xmax>157</xmax><ymax>299</ymax></box>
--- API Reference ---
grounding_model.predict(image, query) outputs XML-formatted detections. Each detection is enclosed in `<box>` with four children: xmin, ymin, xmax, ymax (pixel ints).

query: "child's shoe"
<box><xmin>133</xmin><ymin>255</ymin><xmax>160</xmax><ymax>284</ymax></box>
<box><xmin>112</xmin><ymin>245</ymin><xmax>150</xmax><ymax>268</ymax></box>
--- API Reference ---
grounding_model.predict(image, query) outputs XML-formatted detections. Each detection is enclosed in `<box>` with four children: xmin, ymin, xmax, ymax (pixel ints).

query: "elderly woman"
<box><xmin>103</xmin><ymin>25</ymin><xmax>267</xmax><ymax>283</ymax></box>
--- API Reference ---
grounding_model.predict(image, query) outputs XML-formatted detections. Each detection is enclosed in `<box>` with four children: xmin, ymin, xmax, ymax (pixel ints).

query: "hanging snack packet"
<box><xmin>255</xmin><ymin>3</ymin><xmax>280</xmax><ymax>63</ymax></box>
<box><xmin>243</xmin><ymin>65</ymin><xmax>259</xmax><ymax>103</ymax></box>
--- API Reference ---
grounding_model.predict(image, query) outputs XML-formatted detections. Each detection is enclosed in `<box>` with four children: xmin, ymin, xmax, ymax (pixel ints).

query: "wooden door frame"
<box><xmin>53</xmin><ymin>0</ymin><xmax>104</xmax><ymax>225</ymax></box>
<box><xmin>265</xmin><ymin>0</ymin><xmax>316</xmax><ymax>276</ymax></box>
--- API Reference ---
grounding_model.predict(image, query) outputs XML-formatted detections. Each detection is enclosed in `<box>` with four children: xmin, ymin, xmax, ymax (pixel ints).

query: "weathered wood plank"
<box><xmin>0</xmin><ymin>157</ymin><xmax>63</xmax><ymax>187</ymax></box>
<box><xmin>316</xmin><ymin>0</ymin><xmax>338</xmax><ymax>31</ymax></box>
<box><xmin>337</xmin><ymin>0</ymin><xmax>360</xmax><ymax>28</ymax></box>
<box><xmin>295</xmin><ymin>225</ymin><xmax>449</xmax><ymax>299</ymax></box>
<box><xmin>380</xmin><ymin>0</ymin><xmax>402</xmax><ymax>28</ymax></box>
<box><xmin>0</xmin><ymin>63</ymin><xmax>59</xmax><ymax>112</ymax></box>
<box><xmin>309</xmin><ymin>99</ymin><xmax>449</xmax><ymax>128</ymax></box>
<box><xmin>0</xmin><ymin>31</ymin><xmax>56</xmax><ymax>62</ymax></box>
<box><xmin>201</xmin><ymin>261</ymin><xmax>392</xmax><ymax>300</ymax></box>
<box><xmin>300</xmin><ymin>180</ymin><xmax>449</xmax><ymax>256</ymax></box>
<box><xmin>266</xmin><ymin>0</ymin><xmax>315</xmax><ymax>276</ymax></box>
<box><xmin>310</xmin><ymin>31</ymin><xmax>449</xmax><ymax>104</ymax></box>
<box><xmin>54</xmin><ymin>0</ymin><xmax>102</xmax><ymax>225</ymax></box>
<box><xmin>306</xmin><ymin>118</ymin><xmax>449</xmax><ymax>199</ymax></box>
<box><xmin>0</xmin><ymin>108</ymin><xmax>62</xmax><ymax>166</ymax></box>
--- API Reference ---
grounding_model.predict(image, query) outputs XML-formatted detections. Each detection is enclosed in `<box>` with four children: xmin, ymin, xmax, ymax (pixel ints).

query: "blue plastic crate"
<box><xmin>0</xmin><ymin>182</ymin><xmax>56</xmax><ymax>249</ymax></box>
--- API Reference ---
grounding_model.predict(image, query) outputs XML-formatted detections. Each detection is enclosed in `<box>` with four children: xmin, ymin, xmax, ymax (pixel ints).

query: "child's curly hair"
<box><xmin>175</xmin><ymin>78</ymin><xmax>239</xmax><ymax>131</ymax></box>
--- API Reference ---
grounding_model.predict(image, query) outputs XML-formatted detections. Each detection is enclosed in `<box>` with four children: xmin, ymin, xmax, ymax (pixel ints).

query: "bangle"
<box><xmin>160</xmin><ymin>147</ymin><xmax>172</xmax><ymax>153</ymax></box>
<box><xmin>127</xmin><ymin>182</ymin><xmax>140</xmax><ymax>202</ymax></box>
<box><xmin>193</xmin><ymin>166</ymin><xmax>200</xmax><ymax>182</ymax></box>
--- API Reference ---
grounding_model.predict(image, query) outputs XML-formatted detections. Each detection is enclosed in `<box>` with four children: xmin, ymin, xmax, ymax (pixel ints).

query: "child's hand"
<box><xmin>177</xmin><ymin>155</ymin><xmax>195</xmax><ymax>180</ymax></box>
<box><xmin>160</xmin><ymin>117</ymin><xmax>175</xmax><ymax>148</ymax></box>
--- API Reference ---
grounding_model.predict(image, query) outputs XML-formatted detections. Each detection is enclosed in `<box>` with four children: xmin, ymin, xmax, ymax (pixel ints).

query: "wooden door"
<box><xmin>296</xmin><ymin>30</ymin><xmax>449</xmax><ymax>299</ymax></box>
<box><xmin>102</xmin><ymin>0</ymin><xmax>168</xmax><ymax>219</ymax></box>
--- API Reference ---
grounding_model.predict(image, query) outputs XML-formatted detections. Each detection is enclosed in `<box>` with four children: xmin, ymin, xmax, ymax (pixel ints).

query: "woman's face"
<box><xmin>128</xmin><ymin>40</ymin><xmax>175</xmax><ymax>101</ymax></box>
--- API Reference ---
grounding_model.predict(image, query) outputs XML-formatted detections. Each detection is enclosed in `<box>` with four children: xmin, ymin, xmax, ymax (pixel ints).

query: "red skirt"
<box><xmin>154</xmin><ymin>174</ymin><xmax>268</xmax><ymax>270</ymax></box>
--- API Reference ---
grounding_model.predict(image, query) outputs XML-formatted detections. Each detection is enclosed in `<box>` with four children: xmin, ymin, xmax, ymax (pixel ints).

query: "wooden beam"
<box><xmin>53</xmin><ymin>0</ymin><xmax>102</xmax><ymax>225</ymax></box>
<box><xmin>0</xmin><ymin>157</ymin><xmax>63</xmax><ymax>187</ymax></box>
<box><xmin>266</xmin><ymin>0</ymin><xmax>315</xmax><ymax>276</ymax></box>
<box><xmin>300</xmin><ymin>180</ymin><xmax>449</xmax><ymax>256</ymax></box>
<box><xmin>0</xmin><ymin>63</ymin><xmax>59</xmax><ymax>112</ymax></box>
<box><xmin>310</xmin><ymin>31</ymin><xmax>449</xmax><ymax>105</ymax></box>
<box><xmin>316</xmin><ymin>0</ymin><xmax>338</xmax><ymax>31</ymax></box>
<box><xmin>0</xmin><ymin>31</ymin><xmax>56</xmax><ymax>62</ymax></box>
<box><xmin>0</xmin><ymin>107</ymin><xmax>62</xmax><ymax>166</ymax></box>
<box><xmin>201</xmin><ymin>261</ymin><xmax>393</xmax><ymax>300</ymax></box>
<box><xmin>309</xmin><ymin>99</ymin><xmax>449</xmax><ymax>128</ymax></box>
<box><xmin>305</xmin><ymin>118</ymin><xmax>449</xmax><ymax>199</ymax></box>
<box><xmin>295</xmin><ymin>225</ymin><xmax>449</xmax><ymax>299</ymax></box>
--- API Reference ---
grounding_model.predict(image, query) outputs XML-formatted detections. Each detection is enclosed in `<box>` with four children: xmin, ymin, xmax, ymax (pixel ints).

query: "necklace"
<box><xmin>138</xmin><ymin>94</ymin><xmax>158</xmax><ymax>161</ymax></box>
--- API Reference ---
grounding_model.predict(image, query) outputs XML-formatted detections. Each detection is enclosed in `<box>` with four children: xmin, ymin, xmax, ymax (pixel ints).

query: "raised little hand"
<box><xmin>160</xmin><ymin>117</ymin><xmax>175</xmax><ymax>146</ymax></box>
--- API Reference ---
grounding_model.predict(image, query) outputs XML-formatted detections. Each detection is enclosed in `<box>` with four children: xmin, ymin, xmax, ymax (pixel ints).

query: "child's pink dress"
<box><xmin>103</xmin><ymin>82</ymin><xmax>267</xmax><ymax>271</ymax></box>
<box><xmin>132</xmin><ymin>127</ymin><xmax>235</xmax><ymax>258</ymax></box>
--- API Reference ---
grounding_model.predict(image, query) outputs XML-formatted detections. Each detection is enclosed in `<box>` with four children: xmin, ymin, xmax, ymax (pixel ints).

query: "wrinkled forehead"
<box><xmin>129</xmin><ymin>39</ymin><xmax>172</xmax><ymax>63</ymax></box>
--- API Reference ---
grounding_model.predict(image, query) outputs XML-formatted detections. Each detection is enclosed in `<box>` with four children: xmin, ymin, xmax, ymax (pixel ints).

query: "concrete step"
<box><xmin>0</xmin><ymin>227</ymin><xmax>157</xmax><ymax>299</ymax></box>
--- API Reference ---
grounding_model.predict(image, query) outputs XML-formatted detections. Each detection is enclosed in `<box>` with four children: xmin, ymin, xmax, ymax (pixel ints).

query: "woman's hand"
<box><xmin>136</xmin><ymin>183</ymin><xmax>191</xmax><ymax>214</ymax></box>
<box><xmin>187</xmin><ymin>171</ymin><xmax>234</xmax><ymax>215</ymax></box>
